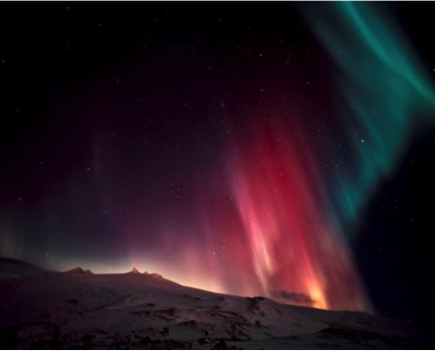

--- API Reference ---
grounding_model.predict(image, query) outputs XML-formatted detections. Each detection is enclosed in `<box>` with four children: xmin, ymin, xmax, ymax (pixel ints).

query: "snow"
<box><xmin>0</xmin><ymin>257</ymin><xmax>48</xmax><ymax>280</ymax></box>
<box><xmin>0</xmin><ymin>258</ymin><xmax>419</xmax><ymax>349</ymax></box>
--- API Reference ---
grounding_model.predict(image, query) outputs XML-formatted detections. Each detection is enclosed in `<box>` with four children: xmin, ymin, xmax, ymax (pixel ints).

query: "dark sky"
<box><xmin>1</xmin><ymin>1</ymin><xmax>434</xmax><ymax>340</ymax></box>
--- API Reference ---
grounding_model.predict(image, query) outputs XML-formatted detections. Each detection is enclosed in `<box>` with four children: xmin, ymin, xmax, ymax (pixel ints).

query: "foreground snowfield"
<box><xmin>0</xmin><ymin>259</ymin><xmax>419</xmax><ymax>349</ymax></box>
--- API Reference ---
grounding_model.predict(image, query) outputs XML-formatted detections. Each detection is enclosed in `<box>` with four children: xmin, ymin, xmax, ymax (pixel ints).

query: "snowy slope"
<box><xmin>0</xmin><ymin>257</ymin><xmax>48</xmax><ymax>280</ymax></box>
<box><xmin>0</xmin><ymin>260</ymin><xmax>419</xmax><ymax>349</ymax></box>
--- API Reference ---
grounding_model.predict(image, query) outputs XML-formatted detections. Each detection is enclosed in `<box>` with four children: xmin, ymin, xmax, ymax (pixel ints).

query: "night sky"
<box><xmin>1</xmin><ymin>1</ymin><xmax>434</xmax><ymax>339</ymax></box>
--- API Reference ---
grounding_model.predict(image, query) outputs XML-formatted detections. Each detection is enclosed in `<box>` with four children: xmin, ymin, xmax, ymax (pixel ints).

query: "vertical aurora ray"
<box><xmin>225</xmin><ymin>126</ymin><xmax>371</xmax><ymax>311</ymax></box>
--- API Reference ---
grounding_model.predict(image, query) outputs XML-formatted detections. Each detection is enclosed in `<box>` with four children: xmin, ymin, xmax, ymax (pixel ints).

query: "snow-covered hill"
<box><xmin>0</xmin><ymin>257</ymin><xmax>48</xmax><ymax>280</ymax></box>
<box><xmin>0</xmin><ymin>259</ymin><xmax>419</xmax><ymax>349</ymax></box>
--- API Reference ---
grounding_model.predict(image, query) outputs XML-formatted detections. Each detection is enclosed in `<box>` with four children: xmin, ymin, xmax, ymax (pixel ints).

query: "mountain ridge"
<box><xmin>0</xmin><ymin>258</ymin><xmax>421</xmax><ymax>349</ymax></box>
